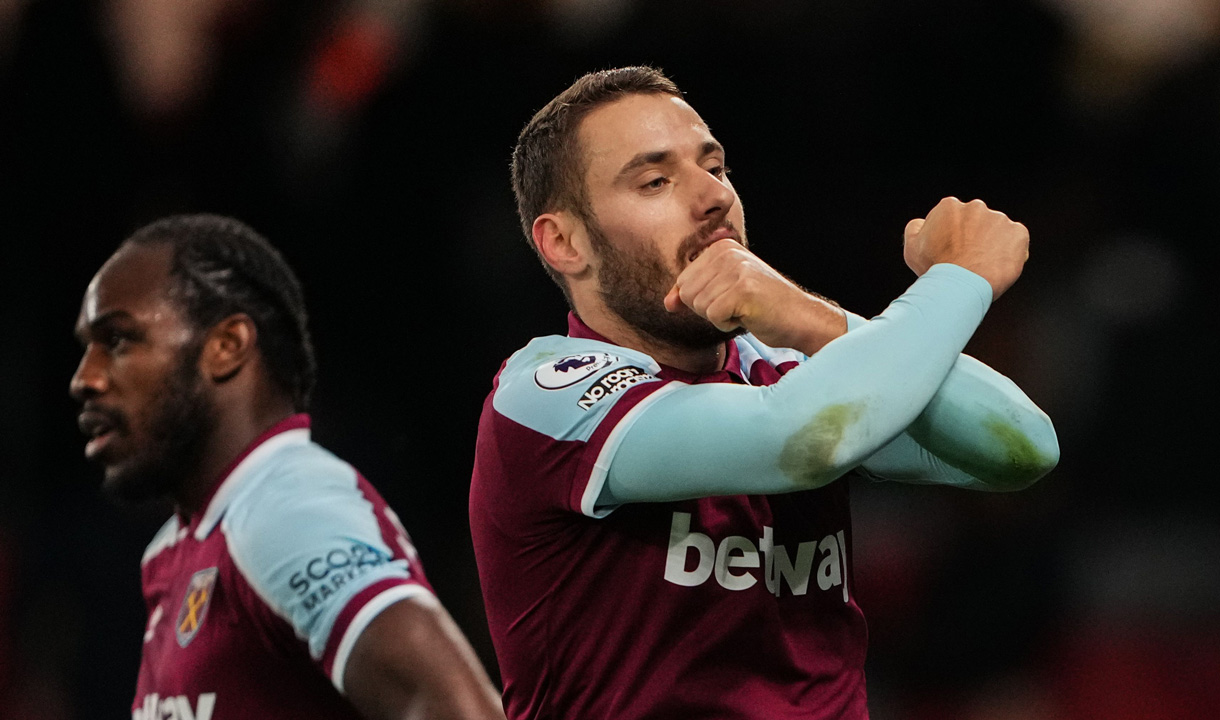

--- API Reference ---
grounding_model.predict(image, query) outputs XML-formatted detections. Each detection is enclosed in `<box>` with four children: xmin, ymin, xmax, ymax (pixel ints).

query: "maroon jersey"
<box><xmin>470</xmin><ymin>314</ymin><xmax>869</xmax><ymax>720</ymax></box>
<box><xmin>133</xmin><ymin>415</ymin><xmax>432</xmax><ymax>719</ymax></box>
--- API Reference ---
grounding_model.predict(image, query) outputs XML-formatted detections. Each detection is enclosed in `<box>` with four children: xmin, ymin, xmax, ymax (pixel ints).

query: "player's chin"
<box><xmin>101</xmin><ymin>458</ymin><xmax>166</xmax><ymax>505</ymax></box>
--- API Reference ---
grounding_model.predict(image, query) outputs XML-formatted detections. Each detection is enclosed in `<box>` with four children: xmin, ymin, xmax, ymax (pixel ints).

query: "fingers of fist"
<box><xmin>674</xmin><ymin>255</ymin><xmax>757</xmax><ymax>325</ymax></box>
<box><xmin>670</xmin><ymin>242</ymin><xmax>787</xmax><ymax>329</ymax></box>
<box><xmin>905</xmin><ymin>197</ymin><xmax>1030</xmax><ymax>269</ymax></box>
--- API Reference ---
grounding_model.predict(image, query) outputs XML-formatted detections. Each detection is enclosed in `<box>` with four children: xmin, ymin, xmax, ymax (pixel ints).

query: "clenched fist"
<box><xmin>904</xmin><ymin>197</ymin><xmax>1029</xmax><ymax>301</ymax></box>
<box><xmin>664</xmin><ymin>239</ymin><xmax>846</xmax><ymax>355</ymax></box>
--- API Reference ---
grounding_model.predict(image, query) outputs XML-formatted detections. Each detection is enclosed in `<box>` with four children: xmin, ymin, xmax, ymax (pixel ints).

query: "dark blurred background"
<box><xmin>2</xmin><ymin>0</ymin><xmax>1218</xmax><ymax>718</ymax></box>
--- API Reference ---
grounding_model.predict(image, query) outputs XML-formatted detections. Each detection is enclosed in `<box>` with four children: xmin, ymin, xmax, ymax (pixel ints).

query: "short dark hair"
<box><xmin>125</xmin><ymin>214</ymin><xmax>317</xmax><ymax>411</ymax></box>
<box><xmin>511</xmin><ymin>66</ymin><xmax>683</xmax><ymax>300</ymax></box>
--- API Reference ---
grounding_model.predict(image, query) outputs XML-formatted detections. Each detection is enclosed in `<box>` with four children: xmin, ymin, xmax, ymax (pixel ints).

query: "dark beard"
<box><xmin>104</xmin><ymin>344</ymin><xmax>219</xmax><ymax>505</ymax></box>
<box><xmin>588</xmin><ymin>217</ymin><xmax>744</xmax><ymax>351</ymax></box>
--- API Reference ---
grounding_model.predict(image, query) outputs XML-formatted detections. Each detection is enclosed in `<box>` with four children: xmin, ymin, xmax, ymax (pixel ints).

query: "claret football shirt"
<box><xmin>133</xmin><ymin>414</ymin><xmax>432</xmax><ymax>719</ymax></box>
<box><xmin>470</xmin><ymin>314</ymin><xmax>869</xmax><ymax>720</ymax></box>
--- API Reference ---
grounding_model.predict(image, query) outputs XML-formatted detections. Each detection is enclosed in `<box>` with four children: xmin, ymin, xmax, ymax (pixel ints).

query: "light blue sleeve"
<box><xmin>600</xmin><ymin>263</ymin><xmax>995</xmax><ymax>506</ymax></box>
<box><xmin>220</xmin><ymin>445</ymin><xmax>416</xmax><ymax>662</ymax></box>
<box><xmin>861</xmin><ymin>353</ymin><xmax>1060</xmax><ymax>490</ymax></box>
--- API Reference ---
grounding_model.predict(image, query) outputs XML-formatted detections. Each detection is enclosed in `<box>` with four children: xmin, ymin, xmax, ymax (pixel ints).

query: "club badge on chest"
<box><xmin>176</xmin><ymin>567</ymin><xmax>219</xmax><ymax>648</ymax></box>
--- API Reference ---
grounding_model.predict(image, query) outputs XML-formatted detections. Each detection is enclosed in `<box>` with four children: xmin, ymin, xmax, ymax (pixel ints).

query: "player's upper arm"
<box><xmin>342</xmin><ymin>594</ymin><xmax>505</xmax><ymax>720</ymax></box>
<box><xmin>221</xmin><ymin>445</ymin><xmax>427</xmax><ymax>691</ymax></box>
<box><xmin>491</xmin><ymin>339</ymin><xmax>664</xmax><ymax>445</ymax></box>
<box><xmin>489</xmin><ymin>336</ymin><xmax>667</xmax><ymax>517</ymax></box>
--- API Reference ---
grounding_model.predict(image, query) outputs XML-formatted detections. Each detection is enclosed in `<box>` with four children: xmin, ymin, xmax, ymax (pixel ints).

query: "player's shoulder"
<box><xmin>492</xmin><ymin>334</ymin><xmax>664</xmax><ymax>441</ymax></box>
<box><xmin>497</xmin><ymin>334</ymin><xmax>663</xmax><ymax>397</ymax></box>
<box><xmin>217</xmin><ymin>438</ymin><xmax>392</xmax><ymax>590</ymax></box>
<box><xmin>220</xmin><ymin>440</ymin><xmax>359</xmax><ymax>539</ymax></box>
<box><xmin>500</xmin><ymin>334</ymin><xmax>659</xmax><ymax>377</ymax></box>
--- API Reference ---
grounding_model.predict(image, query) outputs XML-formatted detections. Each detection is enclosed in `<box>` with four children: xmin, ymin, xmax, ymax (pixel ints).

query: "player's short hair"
<box><xmin>511</xmin><ymin>66</ymin><xmax>683</xmax><ymax>301</ymax></box>
<box><xmin>125</xmin><ymin>214</ymin><xmax>317</xmax><ymax>411</ymax></box>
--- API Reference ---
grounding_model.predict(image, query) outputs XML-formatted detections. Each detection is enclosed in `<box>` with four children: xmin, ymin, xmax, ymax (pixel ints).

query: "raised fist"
<box><xmin>903</xmin><ymin>197</ymin><xmax>1029</xmax><ymax>301</ymax></box>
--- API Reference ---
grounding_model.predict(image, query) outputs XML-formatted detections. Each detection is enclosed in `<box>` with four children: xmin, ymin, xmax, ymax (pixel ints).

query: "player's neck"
<box><xmin>578</xmin><ymin>304</ymin><xmax>726</xmax><ymax>375</ymax></box>
<box><xmin>173</xmin><ymin>400</ymin><xmax>297</xmax><ymax>521</ymax></box>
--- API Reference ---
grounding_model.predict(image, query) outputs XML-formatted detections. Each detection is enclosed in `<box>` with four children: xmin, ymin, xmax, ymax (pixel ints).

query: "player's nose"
<box><xmin>70</xmin><ymin>346</ymin><xmax>109</xmax><ymax>402</ymax></box>
<box><xmin>691</xmin><ymin>166</ymin><xmax>736</xmax><ymax>221</ymax></box>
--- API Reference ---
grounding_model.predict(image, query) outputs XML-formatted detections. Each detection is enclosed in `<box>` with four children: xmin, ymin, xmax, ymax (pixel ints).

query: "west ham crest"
<box><xmin>176</xmin><ymin>567</ymin><xmax>218</xmax><ymax>648</ymax></box>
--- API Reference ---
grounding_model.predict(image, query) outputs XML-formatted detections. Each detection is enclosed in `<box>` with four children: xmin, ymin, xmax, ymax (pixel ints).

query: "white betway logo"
<box><xmin>133</xmin><ymin>693</ymin><xmax>215</xmax><ymax>720</ymax></box>
<box><xmin>663</xmin><ymin>512</ymin><xmax>849</xmax><ymax>601</ymax></box>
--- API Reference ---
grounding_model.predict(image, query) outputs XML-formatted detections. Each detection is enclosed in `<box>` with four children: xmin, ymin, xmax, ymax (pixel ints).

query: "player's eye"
<box><xmin>100</xmin><ymin>329</ymin><xmax>136</xmax><ymax>352</ymax></box>
<box><xmin>709</xmin><ymin>164</ymin><xmax>731</xmax><ymax>178</ymax></box>
<box><xmin>642</xmin><ymin>176</ymin><xmax>669</xmax><ymax>190</ymax></box>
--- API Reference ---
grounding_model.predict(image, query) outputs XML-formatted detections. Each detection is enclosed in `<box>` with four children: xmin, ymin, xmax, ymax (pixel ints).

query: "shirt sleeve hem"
<box><xmin>579</xmin><ymin>382</ymin><xmax>686</xmax><ymax>518</ymax></box>
<box><xmin>325</xmin><ymin>582</ymin><xmax>434</xmax><ymax>694</ymax></box>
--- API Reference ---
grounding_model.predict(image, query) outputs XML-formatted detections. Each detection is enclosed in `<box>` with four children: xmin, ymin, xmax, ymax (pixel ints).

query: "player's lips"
<box><xmin>687</xmin><ymin>228</ymin><xmax>741</xmax><ymax>263</ymax></box>
<box><xmin>78</xmin><ymin>408</ymin><xmax>124</xmax><ymax>461</ymax></box>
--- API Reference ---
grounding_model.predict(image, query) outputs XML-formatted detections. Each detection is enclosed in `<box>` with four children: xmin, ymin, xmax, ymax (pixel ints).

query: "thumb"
<box><xmin>904</xmin><ymin>218</ymin><xmax>925</xmax><ymax>244</ymax></box>
<box><xmin>664</xmin><ymin>284</ymin><xmax>683</xmax><ymax>313</ymax></box>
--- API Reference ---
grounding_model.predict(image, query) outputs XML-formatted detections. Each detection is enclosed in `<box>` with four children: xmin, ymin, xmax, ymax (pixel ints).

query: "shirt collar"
<box><xmin>566</xmin><ymin>312</ymin><xmax>745</xmax><ymax>384</ymax></box>
<box><xmin>191</xmin><ymin>413</ymin><xmax>312</xmax><ymax>540</ymax></box>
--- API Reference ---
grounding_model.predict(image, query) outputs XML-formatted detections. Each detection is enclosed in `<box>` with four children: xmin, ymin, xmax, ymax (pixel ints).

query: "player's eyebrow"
<box><xmin>616</xmin><ymin>150</ymin><xmax>674</xmax><ymax>182</ymax></box>
<box><xmin>75</xmin><ymin>310</ymin><xmax>134</xmax><ymax>345</ymax></box>
<box><xmin>615</xmin><ymin>141</ymin><xmax>727</xmax><ymax>182</ymax></box>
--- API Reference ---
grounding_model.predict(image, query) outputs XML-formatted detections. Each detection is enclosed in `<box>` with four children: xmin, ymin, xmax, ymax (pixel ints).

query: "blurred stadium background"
<box><xmin>1</xmin><ymin>0</ymin><xmax>1218</xmax><ymax>718</ymax></box>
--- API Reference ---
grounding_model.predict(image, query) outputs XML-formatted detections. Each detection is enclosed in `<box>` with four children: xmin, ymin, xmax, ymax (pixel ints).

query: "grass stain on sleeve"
<box><xmin>779</xmin><ymin>403</ymin><xmax>865</xmax><ymax>487</ymax></box>
<box><xmin>927</xmin><ymin>417</ymin><xmax>1055</xmax><ymax>489</ymax></box>
<box><xmin>981</xmin><ymin>419</ymin><xmax>1054</xmax><ymax>484</ymax></box>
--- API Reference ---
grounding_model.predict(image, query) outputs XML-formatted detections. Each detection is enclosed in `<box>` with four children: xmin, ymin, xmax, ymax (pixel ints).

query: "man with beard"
<box><xmin>469</xmin><ymin>67</ymin><xmax>1060</xmax><ymax>719</ymax></box>
<box><xmin>71</xmin><ymin>215</ymin><xmax>505</xmax><ymax>720</ymax></box>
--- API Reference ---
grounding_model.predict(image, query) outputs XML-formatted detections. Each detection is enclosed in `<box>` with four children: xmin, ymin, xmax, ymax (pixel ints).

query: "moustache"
<box><xmin>676</xmin><ymin>219</ymin><xmax>742</xmax><ymax>266</ymax></box>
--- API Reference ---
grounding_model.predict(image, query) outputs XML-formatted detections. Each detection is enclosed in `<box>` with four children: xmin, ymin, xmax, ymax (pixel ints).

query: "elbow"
<box><xmin>1025</xmin><ymin>422</ymin><xmax>1060</xmax><ymax>486</ymax></box>
<box><xmin>1022</xmin><ymin>413</ymin><xmax>1060</xmax><ymax>485</ymax></box>
<box><xmin>979</xmin><ymin>415</ymin><xmax>1060</xmax><ymax>491</ymax></box>
<box><xmin>991</xmin><ymin>447</ymin><xmax>1057</xmax><ymax>491</ymax></box>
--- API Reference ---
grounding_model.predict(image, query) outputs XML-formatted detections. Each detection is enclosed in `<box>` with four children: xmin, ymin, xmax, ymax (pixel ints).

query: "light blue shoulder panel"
<box><xmin>492</xmin><ymin>335</ymin><xmax>664</xmax><ymax>442</ymax></box>
<box><xmin>220</xmin><ymin>442</ymin><xmax>413</xmax><ymax>661</ymax></box>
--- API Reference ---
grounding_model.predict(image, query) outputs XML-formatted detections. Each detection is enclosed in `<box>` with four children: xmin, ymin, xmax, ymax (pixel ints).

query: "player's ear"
<box><xmin>533</xmin><ymin>211</ymin><xmax>592</xmax><ymax>277</ymax></box>
<box><xmin>200</xmin><ymin>313</ymin><xmax>257</xmax><ymax>383</ymax></box>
